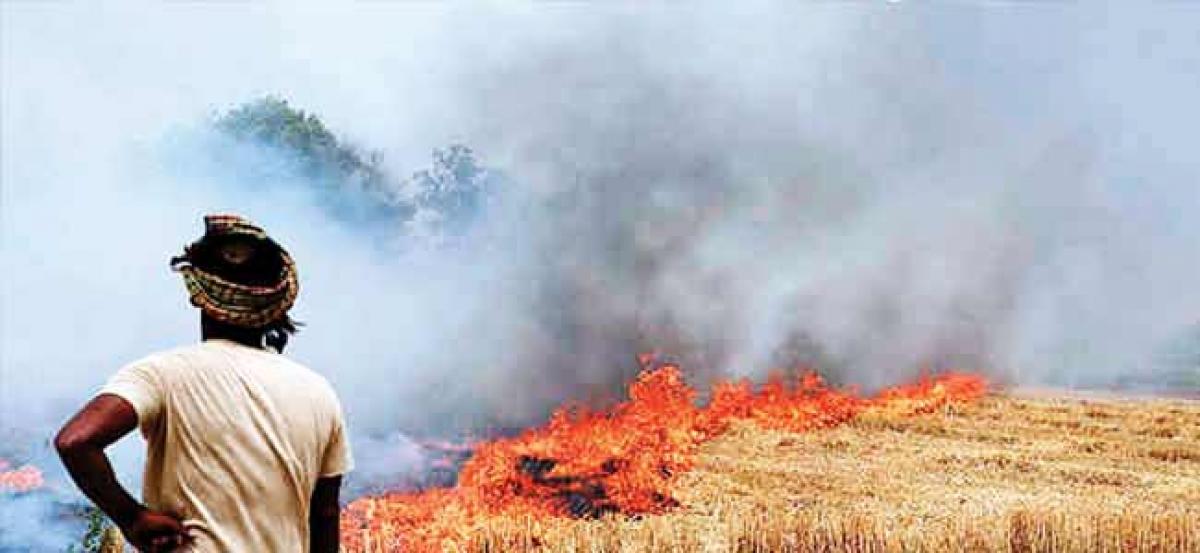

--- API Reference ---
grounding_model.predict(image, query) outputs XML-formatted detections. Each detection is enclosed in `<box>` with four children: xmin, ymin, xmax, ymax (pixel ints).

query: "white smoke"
<box><xmin>2</xmin><ymin>3</ymin><xmax>1198</xmax><ymax>546</ymax></box>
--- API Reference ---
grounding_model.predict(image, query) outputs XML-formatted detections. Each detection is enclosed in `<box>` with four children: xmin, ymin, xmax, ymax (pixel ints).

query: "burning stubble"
<box><xmin>340</xmin><ymin>361</ymin><xmax>988</xmax><ymax>551</ymax></box>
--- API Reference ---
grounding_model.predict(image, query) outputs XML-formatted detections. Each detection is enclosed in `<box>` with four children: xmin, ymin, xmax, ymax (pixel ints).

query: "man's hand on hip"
<box><xmin>122</xmin><ymin>509</ymin><xmax>190</xmax><ymax>552</ymax></box>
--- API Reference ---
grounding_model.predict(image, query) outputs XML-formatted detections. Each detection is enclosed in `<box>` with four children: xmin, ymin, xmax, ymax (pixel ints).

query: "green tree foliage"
<box><xmin>215</xmin><ymin>96</ymin><xmax>407</xmax><ymax>224</ymax></box>
<box><xmin>408</xmin><ymin>144</ymin><xmax>500</xmax><ymax>237</ymax></box>
<box><xmin>214</xmin><ymin>96</ymin><xmax>503</xmax><ymax>243</ymax></box>
<box><xmin>65</xmin><ymin>508</ymin><xmax>106</xmax><ymax>553</ymax></box>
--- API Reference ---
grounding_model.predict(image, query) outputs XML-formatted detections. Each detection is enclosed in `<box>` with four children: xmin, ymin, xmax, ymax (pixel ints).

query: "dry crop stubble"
<box><xmin>347</xmin><ymin>392</ymin><xmax>1199</xmax><ymax>552</ymax></box>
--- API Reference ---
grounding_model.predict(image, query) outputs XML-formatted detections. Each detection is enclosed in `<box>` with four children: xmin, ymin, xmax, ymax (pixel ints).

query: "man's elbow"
<box><xmin>54</xmin><ymin>427</ymin><xmax>92</xmax><ymax>457</ymax></box>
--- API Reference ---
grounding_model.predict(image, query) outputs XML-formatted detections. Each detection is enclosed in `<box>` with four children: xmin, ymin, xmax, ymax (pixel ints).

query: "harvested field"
<box><xmin>346</xmin><ymin>392</ymin><xmax>1200</xmax><ymax>552</ymax></box>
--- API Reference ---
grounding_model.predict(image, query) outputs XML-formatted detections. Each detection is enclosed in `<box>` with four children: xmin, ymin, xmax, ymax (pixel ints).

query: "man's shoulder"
<box><xmin>121</xmin><ymin>341</ymin><xmax>268</xmax><ymax>376</ymax></box>
<box><xmin>274</xmin><ymin>355</ymin><xmax>333</xmax><ymax>386</ymax></box>
<box><xmin>247</xmin><ymin>350</ymin><xmax>342</xmax><ymax>405</ymax></box>
<box><xmin>287</xmin><ymin>360</ymin><xmax>341</xmax><ymax>403</ymax></box>
<box><xmin>104</xmin><ymin>344</ymin><xmax>206</xmax><ymax>395</ymax></box>
<box><xmin>119</xmin><ymin>343</ymin><xmax>203</xmax><ymax>372</ymax></box>
<box><xmin>126</xmin><ymin>342</ymin><xmax>342</xmax><ymax>402</ymax></box>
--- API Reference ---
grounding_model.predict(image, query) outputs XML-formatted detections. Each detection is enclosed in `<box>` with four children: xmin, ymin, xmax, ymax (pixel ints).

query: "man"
<box><xmin>55</xmin><ymin>214</ymin><xmax>352</xmax><ymax>552</ymax></box>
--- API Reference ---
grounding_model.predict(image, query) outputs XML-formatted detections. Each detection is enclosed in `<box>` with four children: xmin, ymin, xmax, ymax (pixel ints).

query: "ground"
<box><xmin>380</xmin><ymin>392</ymin><xmax>1200</xmax><ymax>552</ymax></box>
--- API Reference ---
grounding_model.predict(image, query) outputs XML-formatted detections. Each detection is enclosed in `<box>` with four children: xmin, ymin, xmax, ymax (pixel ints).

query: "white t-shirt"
<box><xmin>100</xmin><ymin>339</ymin><xmax>353</xmax><ymax>552</ymax></box>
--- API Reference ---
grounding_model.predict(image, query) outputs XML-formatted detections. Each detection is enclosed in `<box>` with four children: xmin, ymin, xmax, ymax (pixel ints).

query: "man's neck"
<box><xmin>200</xmin><ymin>316</ymin><xmax>264</xmax><ymax>349</ymax></box>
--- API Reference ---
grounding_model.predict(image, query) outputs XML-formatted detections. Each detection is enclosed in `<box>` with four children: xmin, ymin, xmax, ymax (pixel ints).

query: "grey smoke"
<box><xmin>2</xmin><ymin>4</ymin><xmax>1198</xmax><ymax>544</ymax></box>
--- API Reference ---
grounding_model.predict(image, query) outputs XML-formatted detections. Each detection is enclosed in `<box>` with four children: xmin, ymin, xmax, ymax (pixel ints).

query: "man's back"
<box><xmin>102</xmin><ymin>339</ymin><xmax>352</xmax><ymax>552</ymax></box>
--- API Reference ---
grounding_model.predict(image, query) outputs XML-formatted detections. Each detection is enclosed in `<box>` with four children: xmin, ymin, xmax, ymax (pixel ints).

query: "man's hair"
<box><xmin>188</xmin><ymin>233</ymin><xmax>300</xmax><ymax>352</ymax></box>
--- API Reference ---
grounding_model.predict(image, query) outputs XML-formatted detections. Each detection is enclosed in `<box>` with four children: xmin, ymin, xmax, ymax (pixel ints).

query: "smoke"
<box><xmin>2</xmin><ymin>2</ymin><xmax>1198</xmax><ymax>539</ymax></box>
<box><xmin>429</xmin><ymin>5</ymin><xmax>1200</xmax><ymax>395</ymax></box>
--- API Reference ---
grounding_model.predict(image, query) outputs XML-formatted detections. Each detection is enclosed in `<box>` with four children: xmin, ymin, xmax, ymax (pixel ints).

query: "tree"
<box><xmin>410</xmin><ymin>146</ymin><xmax>493</xmax><ymax>226</ymax></box>
<box><xmin>214</xmin><ymin>97</ymin><xmax>504</xmax><ymax>245</ymax></box>
<box><xmin>214</xmin><ymin>96</ymin><xmax>409</xmax><ymax>225</ymax></box>
<box><xmin>404</xmin><ymin>144</ymin><xmax>505</xmax><ymax>243</ymax></box>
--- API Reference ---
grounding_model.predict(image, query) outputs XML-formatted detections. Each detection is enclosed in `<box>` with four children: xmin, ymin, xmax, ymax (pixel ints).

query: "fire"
<box><xmin>0</xmin><ymin>459</ymin><xmax>44</xmax><ymax>494</ymax></box>
<box><xmin>343</xmin><ymin>362</ymin><xmax>987</xmax><ymax>552</ymax></box>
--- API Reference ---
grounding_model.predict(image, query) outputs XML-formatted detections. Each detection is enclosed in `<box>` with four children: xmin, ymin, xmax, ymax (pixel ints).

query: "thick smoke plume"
<box><xmin>2</xmin><ymin>4</ymin><xmax>1198</xmax><ymax>546</ymax></box>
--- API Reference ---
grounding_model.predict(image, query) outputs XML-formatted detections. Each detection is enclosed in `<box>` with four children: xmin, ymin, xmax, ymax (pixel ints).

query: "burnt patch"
<box><xmin>514</xmin><ymin>454</ymin><xmax>675</xmax><ymax>518</ymax></box>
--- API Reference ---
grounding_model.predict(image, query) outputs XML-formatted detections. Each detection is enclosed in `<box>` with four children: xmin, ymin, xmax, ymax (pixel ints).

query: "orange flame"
<box><xmin>343</xmin><ymin>364</ymin><xmax>987</xmax><ymax>552</ymax></box>
<box><xmin>0</xmin><ymin>459</ymin><xmax>44</xmax><ymax>494</ymax></box>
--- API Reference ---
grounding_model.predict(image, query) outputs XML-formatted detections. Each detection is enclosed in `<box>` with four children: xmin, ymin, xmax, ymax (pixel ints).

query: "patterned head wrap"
<box><xmin>170</xmin><ymin>214</ymin><xmax>299</xmax><ymax>328</ymax></box>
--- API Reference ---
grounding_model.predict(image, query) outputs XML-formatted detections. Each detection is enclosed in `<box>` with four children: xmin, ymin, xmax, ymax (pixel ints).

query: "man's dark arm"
<box><xmin>55</xmin><ymin>394</ymin><xmax>186</xmax><ymax>552</ymax></box>
<box><xmin>55</xmin><ymin>395</ymin><xmax>144</xmax><ymax>526</ymax></box>
<box><xmin>310</xmin><ymin>475</ymin><xmax>342</xmax><ymax>553</ymax></box>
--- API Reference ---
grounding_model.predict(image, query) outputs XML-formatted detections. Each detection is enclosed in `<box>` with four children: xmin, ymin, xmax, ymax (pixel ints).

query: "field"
<box><xmin>347</xmin><ymin>391</ymin><xmax>1200</xmax><ymax>552</ymax></box>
